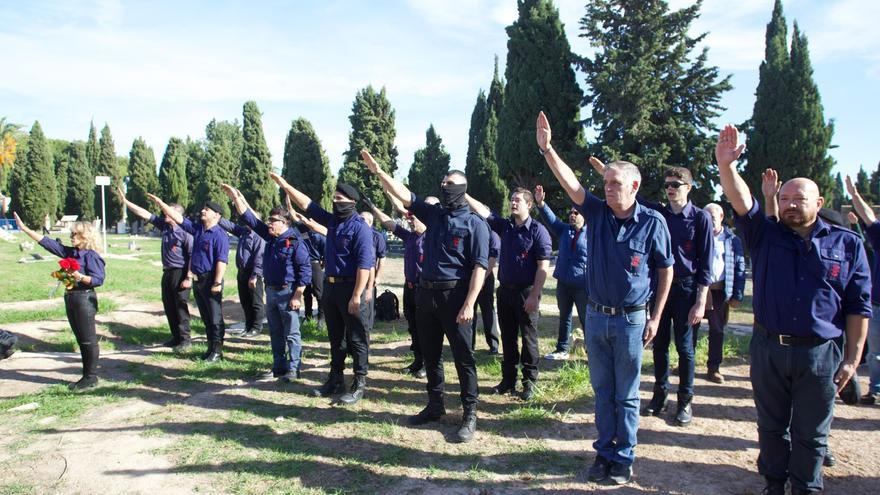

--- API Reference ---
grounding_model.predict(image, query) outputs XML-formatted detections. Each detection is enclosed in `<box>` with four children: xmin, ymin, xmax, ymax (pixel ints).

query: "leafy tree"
<box><xmin>497</xmin><ymin>0</ymin><xmax>583</xmax><ymax>205</ymax></box>
<box><xmin>128</xmin><ymin>138</ymin><xmax>159</xmax><ymax>213</ymax></box>
<box><xmin>338</xmin><ymin>86</ymin><xmax>399</xmax><ymax>212</ymax></box>
<box><xmin>65</xmin><ymin>142</ymin><xmax>95</xmax><ymax>220</ymax></box>
<box><xmin>869</xmin><ymin>161</ymin><xmax>880</xmax><ymax>205</ymax></box>
<box><xmin>10</xmin><ymin>122</ymin><xmax>57</xmax><ymax>226</ymax></box>
<box><xmin>465</xmin><ymin>90</ymin><xmax>509</xmax><ymax>215</ymax></box>
<box><xmin>407</xmin><ymin>125</ymin><xmax>451</xmax><ymax>198</ymax></box>
<box><xmin>239</xmin><ymin>101</ymin><xmax>276</xmax><ymax>217</ymax></box>
<box><xmin>94</xmin><ymin>124</ymin><xmax>124</xmax><ymax>226</ymax></box>
<box><xmin>579</xmin><ymin>0</ymin><xmax>731</xmax><ymax>205</ymax></box>
<box><xmin>1</xmin><ymin>118</ymin><xmax>22</xmax><ymax>182</ymax></box>
<box><xmin>158</xmin><ymin>137</ymin><xmax>189</xmax><ymax>207</ymax></box>
<box><xmin>205</xmin><ymin>119</ymin><xmax>243</xmax><ymax>182</ymax></box>
<box><xmin>282</xmin><ymin>117</ymin><xmax>334</xmax><ymax>210</ymax></box>
<box><xmin>50</xmin><ymin>139</ymin><xmax>70</xmax><ymax>217</ymax></box>
<box><xmin>85</xmin><ymin>121</ymin><xmax>99</xmax><ymax>177</ymax></box>
<box><xmin>194</xmin><ymin>134</ymin><xmax>236</xmax><ymax>218</ymax></box>
<box><xmin>856</xmin><ymin>166</ymin><xmax>873</xmax><ymax>205</ymax></box>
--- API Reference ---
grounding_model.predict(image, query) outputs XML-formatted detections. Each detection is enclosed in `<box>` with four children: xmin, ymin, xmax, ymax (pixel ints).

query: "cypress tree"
<box><xmin>338</xmin><ymin>86</ymin><xmax>399</xmax><ymax>212</ymax></box>
<box><xmin>194</xmin><ymin>136</ymin><xmax>236</xmax><ymax>218</ymax></box>
<box><xmin>407</xmin><ymin>125</ymin><xmax>451</xmax><ymax>198</ymax></box>
<box><xmin>11</xmin><ymin>122</ymin><xmax>57</xmax><ymax>226</ymax></box>
<box><xmin>205</xmin><ymin>119</ymin><xmax>243</xmax><ymax>183</ymax></box>
<box><xmin>239</xmin><ymin>101</ymin><xmax>276</xmax><ymax>217</ymax></box>
<box><xmin>50</xmin><ymin>139</ymin><xmax>70</xmax><ymax>218</ymax></box>
<box><xmin>158</xmin><ymin>137</ymin><xmax>190</xmax><ymax>207</ymax></box>
<box><xmin>466</xmin><ymin>91</ymin><xmax>487</xmax><ymax>177</ymax></box>
<box><xmin>8</xmin><ymin>145</ymin><xmax>27</xmax><ymax>219</ymax></box>
<box><xmin>856</xmin><ymin>166</ymin><xmax>872</xmax><ymax>204</ymax></box>
<box><xmin>579</xmin><ymin>0</ymin><xmax>731</xmax><ymax>204</ymax></box>
<box><xmin>128</xmin><ymin>137</ymin><xmax>159</xmax><ymax>212</ymax></box>
<box><xmin>94</xmin><ymin>124</ymin><xmax>124</xmax><ymax>226</ymax></box>
<box><xmin>65</xmin><ymin>142</ymin><xmax>95</xmax><ymax>220</ymax></box>
<box><xmin>281</xmin><ymin>117</ymin><xmax>334</xmax><ymax>210</ymax></box>
<box><xmin>85</xmin><ymin>121</ymin><xmax>99</xmax><ymax>177</ymax></box>
<box><xmin>497</xmin><ymin>0</ymin><xmax>583</xmax><ymax>205</ymax></box>
<box><xmin>869</xmin><ymin>161</ymin><xmax>880</xmax><ymax>204</ymax></box>
<box><xmin>466</xmin><ymin>64</ymin><xmax>509</xmax><ymax>214</ymax></box>
<box><xmin>831</xmin><ymin>172</ymin><xmax>845</xmax><ymax>210</ymax></box>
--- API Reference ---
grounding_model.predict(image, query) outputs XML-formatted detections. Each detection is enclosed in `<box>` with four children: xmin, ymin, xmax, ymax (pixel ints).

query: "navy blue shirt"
<box><xmin>149</xmin><ymin>215</ymin><xmax>193</xmax><ymax>270</ymax></box>
<box><xmin>393</xmin><ymin>224</ymin><xmax>425</xmax><ymax>283</ymax></box>
<box><xmin>39</xmin><ymin>237</ymin><xmax>106</xmax><ymax>288</ymax></box>
<box><xmin>639</xmin><ymin>199</ymin><xmax>713</xmax><ymax>285</ymax></box>
<box><xmin>410</xmin><ymin>193</ymin><xmax>489</xmax><ymax>281</ymax></box>
<box><xmin>866</xmin><ymin>222</ymin><xmax>880</xmax><ymax>304</ymax></box>
<box><xmin>488</xmin><ymin>231</ymin><xmax>500</xmax><ymax>259</ymax></box>
<box><xmin>240</xmin><ymin>209</ymin><xmax>311</xmax><ymax>288</ymax></box>
<box><xmin>218</xmin><ymin>218</ymin><xmax>266</xmax><ymax>277</ymax></box>
<box><xmin>180</xmin><ymin>218</ymin><xmax>230</xmax><ymax>275</ymax></box>
<box><xmin>577</xmin><ymin>191</ymin><xmax>674</xmax><ymax>307</ymax></box>
<box><xmin>736</xmin><ymin>199</ymin><xmax>871</xmax><ymax>339</ymax></box>
<box><xmin>371</xmin><ymin>229</ymin><xmax>388</xmax><ymax>266</ymax></box>
<box><xmin>538</xmin><ymin>203</ymin><xmax>588</xmax><ymax>287</ymax></box>
<box><xmin>487</xmin><ymin>213</ymin><xmax>553</xmax><ymax>286</ymax></box>
<box><xmin>304</xmin><ymin>231</ymin><xmax>326</xmax><ymax>262</ymax></box>
<box><xmin>306</xmin><ymin>202</ymin><xmax>375</xmax><ymax>277</ymax></box>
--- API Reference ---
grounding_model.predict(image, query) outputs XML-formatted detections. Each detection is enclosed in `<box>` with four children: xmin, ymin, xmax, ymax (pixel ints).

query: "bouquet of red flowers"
<box><xmin>51</xmin><ymin>258</ymin><xmax>80</xmax><ymax>295</ymax></box>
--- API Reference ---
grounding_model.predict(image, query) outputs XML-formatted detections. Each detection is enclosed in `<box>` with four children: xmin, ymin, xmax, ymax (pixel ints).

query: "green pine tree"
<box><xmin>579</xmin><ymin>0</ymin><xmax>731</xmax><ymax>205</ymax></box>
<box><xmin>830</xmin><ymin>172</ymin><xmax>844</xmax><ymax>210</ymax></box>
<box><xmin>338</xmin><ymin>86</ymin><xmax>399</xmax><ymax>212</ymax></box>
<box><xmin>856</xmin><ymin>166</ymin><xmax>872</xmax><ymax>205</ymax></box>
<box><xmin>407</xmin><ymin>125</ymin><xmax>451</xmax><ymax>198</ymax></box>
<box><xmin>158</xmin><ymin>137</ymin><xmax>190</xmax><ymax>207</ymax></box>
<box><xmin>465</xmin><ymin>90</ymin><xmax>508</xmax><ymax>214</ymax></box>
<box><xmin>205</xmin><ymin>119</ymin><xmax>243</xmax><ymax>183</ymax></box>
<box><xmin>497</xmin><ymin>0</ymin><xmax>584</xmax><ymax>205</ymax></box>
<box><xmin>128</xmin><ymin>137</ymin><xmax>159</xmax><ymax>215</ymax></box>
<box><xmin>194</xmin><ymin>135</ymin><xmax>236</xmax><ymax>218</ymax></box>
<box><xmin>869</xmin><ymin>161</ymin><xmax>880</xmax><ymax>205</ymax></box>
<box><xmin>94</xmin><ymin>124</ymin><xmax>124</xmax><ymax>227</ymax></box>
<box><xmin>65</xmin><ymin>142</ymin><xmax>95</xmax><ymax>220</ymax></box>
<box><xmin>239</xmin><ymin>101</ymin><xmax>276</xmax><ymax>217</ymax></box>
<box><xmin>11</xmin><ymin>122</ymin><xmax>57</xmax><ymax>226</ymax></box>
<box><xmin>282</xmin><ymin>117</ymin><xmax>334</xmax><ymax>210</ymax></box>
<box><xmin>85</xmin><ymin>121</ymin><xmax>99</xmax><ymax>177</ymax></box>
<box><xmin>50</xmin><ymin>139</ymin><xmax>71</xmax><ymax>218</ymax></box>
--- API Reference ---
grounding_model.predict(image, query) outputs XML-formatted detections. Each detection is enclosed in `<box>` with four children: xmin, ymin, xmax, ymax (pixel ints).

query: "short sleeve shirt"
<box><xmin>487</xmin><ymin>214</ymin><xmax>553</xmax><ymax>286</ymax></box>
<box><xmin>409</xmin><ymin>194</ymin><xmax>489</xmax><ymax>281</ymax></box>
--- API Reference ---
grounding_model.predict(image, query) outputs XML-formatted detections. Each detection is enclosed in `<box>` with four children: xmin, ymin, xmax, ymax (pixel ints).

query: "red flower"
<box><xmin>59</xmin><ymin>258</ymin><xmax>80</xmax><ymax>272</ymax></box>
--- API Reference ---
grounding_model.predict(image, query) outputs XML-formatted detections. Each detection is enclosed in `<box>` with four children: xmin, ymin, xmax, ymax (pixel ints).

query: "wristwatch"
<box><xmin>539</xmin><ymin>144</ymin><xmax>553</xmax><ymax>156</ymax></box>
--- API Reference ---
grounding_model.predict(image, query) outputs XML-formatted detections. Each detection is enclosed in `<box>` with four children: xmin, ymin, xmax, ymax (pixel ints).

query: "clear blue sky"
<box><xmin>2</xmin><ymin>0</ymin><xmax>877</xmax><ymax>193</ymax></box>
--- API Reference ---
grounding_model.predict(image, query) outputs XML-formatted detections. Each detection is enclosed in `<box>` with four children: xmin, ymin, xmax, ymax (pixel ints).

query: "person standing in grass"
<box><xmin>14</xmin><ymin>212</ymin><xmax>106</xmax><ymax>390</ymax></box>
<box><xmin>217</xmin><ymin>216</ymin><xmax>267</xmax><ymax>338</ymax></box>
<box><xmin>537</xmin><ymin>111</ymin><xmax>673</xmax><ymax>485</ymax></box>
<box><xmin>471</xmin><ymin>229</ymin><xmax>501</xmax><ymax>355</ymax></box>
<box><xmin>118</xmin><ymin>188</ymin><xmax>194</xmax><ymax>352</ymax></box>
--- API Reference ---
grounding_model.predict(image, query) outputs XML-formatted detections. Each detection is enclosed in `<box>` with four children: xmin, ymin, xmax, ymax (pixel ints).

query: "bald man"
<box><xmin>716</xmin><ymin>125</ymin><xmax>871</xmax><ymax>495</ymax></box>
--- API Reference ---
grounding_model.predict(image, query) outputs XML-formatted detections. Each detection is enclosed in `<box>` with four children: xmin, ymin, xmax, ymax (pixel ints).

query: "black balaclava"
<box><xmin>333</xmin><ymin>183</ymin><xmax>360</xmax><ymax>221</ymax></box>
<box><xmin>440</xmin><ymin>183</ymin><xmax>467</xmax><ymax>210</ymax></box>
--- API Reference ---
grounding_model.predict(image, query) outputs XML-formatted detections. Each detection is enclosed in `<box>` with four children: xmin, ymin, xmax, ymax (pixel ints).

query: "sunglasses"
<box><xmin>267</xmin><ymin>217</ymin><xmax>285</xmax><ymax>223</ymax></box>
<box><xmin>665</xmin><ymin>181</ymin><xmax>687</xmax><ymax>189</ymax></box>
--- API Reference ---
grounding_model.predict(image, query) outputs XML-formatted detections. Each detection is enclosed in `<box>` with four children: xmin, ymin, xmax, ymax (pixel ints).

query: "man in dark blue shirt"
<box><xmin>466</xmin><ymin>189</ymin><xmax>553</xmax><ymax>401</ymax></box>
<box><xmin>716</xmin><ymin>125</ymin><xmax>870</xmax><ymax>495</ymax></box>
<box><xmin>271</xmin><ymin>173</ymin><xmax>374</xmax><ymax>406</ymax></box>
<box><xmin>471</xmin><ymin>231</ymin><xmax>500</xmax><ymax>355</ymax></box>
<box><xmin>359</xmin><ymin>210</ymin><xmax>387</xmax><ymax>331</ymax></box>
<box><xmin>302</xmin><ymin>228</ymin><xmax>326</xmax><ymax>324</ymax></box>
<box><xmin>537</xmin><ymin>111</ymin><xmax>673</xmax><ymax>485</ymax></box>
<box><xmin>218</xmin><ymin>217</ymin><xmax>267</xmax><ymax>338</ymax></box>
<box><xmin>119</xmin><ymin>189</ymin><xmax>194</xmax><ymax>352</ymax></box>
<box><xmin>534</xmin><ymin>184</ymin><xmax>588</xmax><ymax>361</ymax></box>
<box><xmin>148</xmin><ymin>193</ymin><xmax>230</xmax><ymax>362</ymax></box>
<box><xmin>363</xmin><ymin>149</ymin><xmax>489</xmax><ymax>444</ymax></box>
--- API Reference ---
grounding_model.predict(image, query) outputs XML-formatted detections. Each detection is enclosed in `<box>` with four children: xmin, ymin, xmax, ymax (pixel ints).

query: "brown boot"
<box><xmin>706</xmin><ymin>367</ymin><xmax>725</xmax><ymax>384</ymax></box>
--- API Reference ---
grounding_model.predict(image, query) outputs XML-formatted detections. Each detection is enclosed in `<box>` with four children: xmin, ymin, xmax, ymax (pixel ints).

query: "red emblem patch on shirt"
<box><xmin>631</xmin><ymin>255</ymin><xmax>641</xmax><ymax>268</ymax></box>
<box><xmin>452</xmin><ymin>237</ymin><xmax>460</xmax><ymax>248</ymax></box>
<box><xmin>829</xmin><ymin>263</ymin><xmax>841</xmax><ymax>280</ymax></box>
<box><xmin>521</xmin><ymin>250</ymin><xmax>529</xmax><ymax>259</ymax></box>
<box><xmin>284</xmin><ymin>239</ymin><xmax>291</xmax><ymax>248</ymax></box>
<box><xmin>682</xmin><ymin>240</ymin><xmax>693</xmax><ymax>252</ymax></box>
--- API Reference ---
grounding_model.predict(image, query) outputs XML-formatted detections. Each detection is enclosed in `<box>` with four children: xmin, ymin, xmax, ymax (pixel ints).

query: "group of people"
<box><xmin>10</xmin><ymin>111</ymin><xmax>877</xmax><ymax>494</ymax></box>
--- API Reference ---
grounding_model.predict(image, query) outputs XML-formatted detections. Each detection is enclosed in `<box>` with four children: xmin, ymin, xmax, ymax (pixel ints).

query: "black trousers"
<box><xmin>193</xmin><ymin>275</ymin><xmax>225</xmax><ymax>345</ymax></box>
<box><xmin>322</xmin><ymin>279</ymin><xmax>369</xmax><ymax>377</ymax></box>
<box><xmin>416</xmin><ymin>284</ymin><xmax>478</xmax><ymax>408</ymax></box>
<box><xmin>497</xmin><ymin>284</ymin><xmax>540</xmax><ymax>383</ymax></box>
<box><xmin>403</xmin><ymin>283</ymin><xmax>423</xmax><ymax>366</ymax></box>
<box><xmin>304</xmin><ymin>260</ymin><xmax>324</xmax><ymax>320</ymax></box>
<box><xmin>161</xmin><ymin>268</ymin><xmax>191</xmax><ymax>343</ymax></box>
<box><xmin>471</xmin><ymin>272</ymin><xmax>500</xmax><ymax>352</ymax></box>
<box><xmin>237</xmin><ymin>267</ymin><xmax>265</xmax><ymax>334</ymax></box>
<box><xmin>64</xmin><ymin>290</ymin><xmax>99</xmax><ymax>378</ymax></box>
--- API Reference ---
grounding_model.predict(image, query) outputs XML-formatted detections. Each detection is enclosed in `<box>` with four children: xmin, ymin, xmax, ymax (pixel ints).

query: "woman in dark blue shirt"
<box><xmin>14</xmin><ymin>212</ymin><xmax>106</xmax><ymax>390</ymax></box>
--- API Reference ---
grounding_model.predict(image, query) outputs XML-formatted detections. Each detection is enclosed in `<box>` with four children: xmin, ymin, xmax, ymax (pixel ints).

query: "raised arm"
<box><xmin>385</xmin><ymin>190</ymin><xmax>408</xmax><ymax>216</ymax></box>
<box><xmin>361</xmin><ymin>150</ymin><xmax>413</xmax><ymax>208</ymax></box>
<box><xmin>269</xmin><ymin>172</ymin><xmax>312</xmax><ymax>211</ymax></box>
<box><xmin>846</xmin><ymin>175</ymin><xmax>878</xmax><ymax>225</ymax></box>
<box><xmin>12</xmin><ymin>212</ymin><xmax>44</xmax><ymax>243</ymax></box>
<box><xmin>220</xmin><ymin>183</ymin><xmax>248</xmax><ymax>216</ymax></box>
<box><xmin>715</xmin><ymin>124</ymin><xmax>751</xmax><ymax>216</ymax></box>
<box><xmin>761</xmin><ymin>169</ymin><xmax>781</xmax><ymax>219</ymax></box>
<box><xmin>366</xmin><ymin>198</ymin><xmax>396</xmax><ymax>231</ymax></box>
<box><xmin>463</xmin><ymin>194</ymin><xmax>491</xmax><ymax>219</ymax></box>
<box><xmin>117</xmin><ymin>187</ymin><xmax>153</xmax><ymax>221</ymax></box>
<box><xmin>146</xmin><ymin>193</ymin><xmax>184</xmax><ymax>225</ymax></box>
<box><xmin>291</xmin><ymin>210</ymin><xmax>328</xmax><ymax>236</ymax></box>
<box><xmin>536</xmin><ymin>111</ymin><xmax>586</xmax><ymax>205</ymax></box>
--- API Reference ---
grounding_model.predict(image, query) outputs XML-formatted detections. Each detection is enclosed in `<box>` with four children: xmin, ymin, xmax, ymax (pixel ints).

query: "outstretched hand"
<box><xmin>145</xmin><ymin>192</ymin><xmax>162</xmax><ymax>205</ymax></box>
<box><xmin>269</xmin><ymin>172</ymin><xmax>289</xmax><ymax>188</ymax></box>
<box><xmin>220</xmin><ymin>183</ymin><xmax>239</xmax><ymax>199</ymax></box>
<box><xmin>115</xmin><ymin>186</ymin><xmax>126</xmax><ymax>203</ymax></box>
<box><xmin>588</xmin><ymin>156</ymin><xmax>606</xmax><ymax>175</ymax></box>
<box><xmin>12</xmin><ymin>211</ymin><xmax>27</xmax><ymax>232</ymax></box>
<box><xmin>761</xmin><ymin>169</ymin><xmax>781</xmax><ymax>200</ymax></box>
<box><xmin>536</xmin><ymin>111</ymin><xmax>552</xmax><ymax>151</ymax></box>
<box><xmin>360</xmin><ymin>150</ymin><xmax>380</xmax><ymax>174</ymax></box>
<box><xmin>534</xmin><ymin>185</ymin><xmax>545</xmax><ymax>206</ymax></box>
<box><xmin>845</xmin><ymin>175</ymin><xmax>859</xmax><ymax>198</ymax></box>
<box><xmin>715</xmin><ymin>124</ymin><xmax>745</xmax><ymax>169</ymax></box>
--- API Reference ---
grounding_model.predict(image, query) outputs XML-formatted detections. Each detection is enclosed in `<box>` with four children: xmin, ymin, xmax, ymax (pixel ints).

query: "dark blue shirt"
<box><xmin>306</xmin><ymin>202</ymin><xmax>375</xmax><ymax>277</ymax></box>
<box><xmin>240</xmin><ymin>209</ymin><xmax>311</xmax><ymax>288</ymax></box>
<box><xmin>393</xmin><ymin>224</ymin><xmax>425</xmax><ymax>282</ymax></box>
<box><xmin>488</xmin><ymin>231</ymin><xmax>500</xmax><ymax>259</ymax></box>
<box><xmin>180</xmin><ymin>218</ymin><xmax>230</xmax><ymax>275</ymax></box>
<box><xmin>304</xmin><ymin>231</ymin><xmax>326</xmax><ymax>262</ymax></box>
<box><xmin>538</xmin><ymin>203</ymin><xmax>588</xmax><ymax>287</ymax></box>
<box><xmin>410</xmin><ymin>193</ymin><xmax>489</xmax><ymax>281</ymax></box>
<box><xmin>371</xmin><ymin>229</ymin><xmax>388</xmax><ymax>266</ymax></box>
<box><xmin>639</xmin><ymin>199</ymin><xmax>713</xmax><ymax>285</ymax></box>
<box><xmin>736</xmin><ymin>199</ymin><xmax>872</xmax><ymax>338</ymax></box>
<box><xmin>487</xmin><ymin>214</ymin><xmax>553</xmax><ymax>286</ymax></box>
<box><xmin>866</xmin><ymin>222</ymin><xmax>880</xmax><ymax>304</ymax></box>
<box><xmin>577</xmin><ymin>191</ymin><xmax>674</xmax><ymax>307</ymax></box>
<box><xmin>149</xmin><ymin>215</ymin><xmax>193</xmax><ymax>270</ymax></box>
<box><xmin>39</xmin><ymin>237</ymin><xmax>106</xmax><ymax>288</ymax></box>
<box><xmin>218</xmin><ymin>218</ymin><xmax>266</xmax><ymax>277</ymax></box>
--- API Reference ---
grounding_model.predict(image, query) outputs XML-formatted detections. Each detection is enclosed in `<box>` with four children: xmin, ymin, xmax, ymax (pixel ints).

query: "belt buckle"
<box><xmin>777</xmin><ymin>335</ymin><xmax>790</xmax><ymax>346</ymax></box>
<box><xmin>600</xmin><ymin>305</ymin><xmax>615</xmax><ymax>316</ymax></box>
<box><xmin>328</xmin><ymin>276</ymin><xmax>336</xmax><ymax>283</ymax></box>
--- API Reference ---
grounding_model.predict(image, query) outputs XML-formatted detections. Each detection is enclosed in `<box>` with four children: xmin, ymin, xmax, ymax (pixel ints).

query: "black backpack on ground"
<box><xmin>375</xmin><ymin>290</ymin><xmax>400</xmax><ymax>321</ymax></box>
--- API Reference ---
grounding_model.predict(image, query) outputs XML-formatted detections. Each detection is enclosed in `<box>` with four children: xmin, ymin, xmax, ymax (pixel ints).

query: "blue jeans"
<box><xmin>868</xmin><ymin>308</ymin><xmax>880</xmax><ymax>394</ymax></box>
<box><xmin>555</xmin><ymin>281</ymin><xmax>588</xmax><ymax>352</ymax></box>
<box><xmin>266</xmin><ymin>286</ymin><xmax>303</xmax><ymax>374</ymax></box>
<box><xmin>653</xmin><ymin>279</ymin><xmax>696</xmax><ymax>396</ymax></box>
<box><xmin>584</xmin><ymin>305</ymin><xmax>646</xmax><ymax>466</ymax></box>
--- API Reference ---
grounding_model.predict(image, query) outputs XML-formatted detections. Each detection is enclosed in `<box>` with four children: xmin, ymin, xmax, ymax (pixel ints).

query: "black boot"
<box><xmin>641</xmin><ymin>384</ymin><xmax>668</xmax><ymax>416</ymax></box>
<box><xmin>337</xmin><ymin>375</ymin><xmax>366</xmax><ymax>405</ymax></box>
<box><xmin>71</xmin><ymin>343</ymin><xmax>99</xmax><ymax>390</ymax></box>
<box><xmin>408</xmin><ymin>397</ymin><xmax>446</xmax><ymax>426</ymax></box>
<box><xmin>204</xmin><ymin>342</ymin><xmax>223</xmax><ymax>362</ymax></box>
<box><xmin>455</xmin><ymin>406</ymin><xmax>477</xmax><ymax>443</ymax></box>
<box><xmin>674</xmin><ymin>392</ymin><xmax>693</xmax><ymax>426</ymax></box>
<box><xmin>519</xmin><ymin>380</ymin><xmax>535</xmax><ymax>401</ymax></box>
<box><xmin>761</xmin><ymin>477</ymin><xmax>786</xmax><ymax>495</ymax></box>
<box><xmin>312</xmin><ymin>372</ymin><xmax>345</xmax><ymax>398</ymax></box>
<box><xmin>491</xmin><ymin>378</ymin><xmax>517</xmax><ymax>395</ymax></box>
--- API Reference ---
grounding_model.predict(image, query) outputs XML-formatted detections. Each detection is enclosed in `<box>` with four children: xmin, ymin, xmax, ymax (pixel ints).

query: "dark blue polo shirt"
<box><xmin>393</xmin><ymin>224</ymin><xmax>425</xmax><ymax>283</ymax></box>
<box><xmin>149</xmin><ymin>215</ymin><xmax>193</xmax><ymax>270</ymax></box>
<box><xmin>218</xmin><ymin>218</ymin><xmax>266</xmax><ymax>277</ymax></box>
<box><xmin>538</xmin><ymin>203</ymin><xmax>588</xmax><ymax>287</ymax></box>
<box><xmin>39</xmin><ymin>237</ymin><xmax>106</xmax><ymax>288</ymax></box>
<box><xmin>487</xmin><ymin>213</ymin><xmax>553</xmax><ymax>286</ymax></box>
<box><xmin>409</xmin><ymin>193</ymin><xmax>489</xmax><ymax>281</ymax></box>
<box><xmin>180</xmin><ymin>218</ymin><xmax>230</xmax><ymax>275</ymax></box>
<box><xmin>639</xmin><ymin>199</ymin><xmax>713</xmax><ymax>285</ymax></box>
<box><xmin>240</xmin><ymin>209</ymin><xmax>311</xmax><ymax>288</ymax></box>
<box><xmin>489</xmin><ymin>231</ymin><xmax>500</xmax><ymax>259</ymax></box>
<box><xmin>372</xmin><ymin>229</ymin><xmax>388</xmax><ymax>266</ymax></box>
<box><xmin>306</xmin><ymin>202</ymin><xmax>375</xmax><ymax>277</ymax></box>
<box><xmin>577</xmin><ymin>192</ymin><xmax>673</xmax><ymax>307</ymax></box>
<box><xmin>736</xmin><ymin>199</ymin><xmax>871</xmax><ymax>338</ymax></box>
<box><xmin>304</xmin><ymin>231</ymin><xmax>326</xmax><ymax>262</ymax></box>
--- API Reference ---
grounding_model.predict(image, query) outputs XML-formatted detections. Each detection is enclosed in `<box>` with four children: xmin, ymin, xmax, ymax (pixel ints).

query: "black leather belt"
<box><xmin>66</xmin><ymin>288</ymin><xmax>95</xmax><ymax>294</ymax></box>
<box><xmin>267</xmin><ymin>284</ymin><xmax>289</xmax><ymax>291</ymax></box>
<box><xmin>755</xmin><ymin>324</ymin><xmax>829</xmax><ymax>347</ymax></box>
<box><xmin>672</xmin><ymin>275</ymin><xmax>694</xmax><ymax>284</ymax></box>
<box><xmin>193</xmin><ymin>272</ymin><xmax>212</xmax><ymax>282</ymax></box>
<box><xmin>419</xmin><ymin>279</ymin><xmax>464</xmax><ymax>290</ymax></box>
<box><xmin>588</xmin><ymin>298</ymin><xmax>645</xmax><ymax>316</ymax></box>
<box><xmin>163</xmin><ymin>266</ymin><xmax>186</xmax><ymax>271</ymax></box>
<box><xmin>500</xmin><ymin>283</ymin><xmax>532</xmax><ymax>291</ymax></box>
<box><xmin>327</xmin><ymin>276</ymin><xmax>355</xmax><ymax>284</ymax></box>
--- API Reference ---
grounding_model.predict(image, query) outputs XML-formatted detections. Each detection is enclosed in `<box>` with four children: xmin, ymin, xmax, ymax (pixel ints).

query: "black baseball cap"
<box><xmin>203</xmin><ymin>201</ymin><xmax>223</xmax><ymax>214</ymax></box>
<box><xmin>335</xmin><ymin>183</ymin><xmax>360</xmax><ymax>202</ymax></box>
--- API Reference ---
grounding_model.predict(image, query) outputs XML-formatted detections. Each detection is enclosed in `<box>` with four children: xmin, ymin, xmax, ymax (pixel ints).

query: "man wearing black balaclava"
<box><xmin>361</xmin><ymin>149</ymin><xmax>489</xmax><ymax>444</ymax></box>
<box><xmin>270</xmin><ymin>172</ymin><xmax>375</xmax><ymax>406</ymax></box>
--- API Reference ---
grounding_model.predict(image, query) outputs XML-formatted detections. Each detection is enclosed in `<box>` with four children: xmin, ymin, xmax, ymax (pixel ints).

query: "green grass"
<box><xmin>0</xmin><ymin>299</ymin><xmax>119</xmax><ymax>325</ymax></box>
<box><xmin>0</xmin><ymin>381</ymin><xmax>136</xmax><ymax>431</ymax></box>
